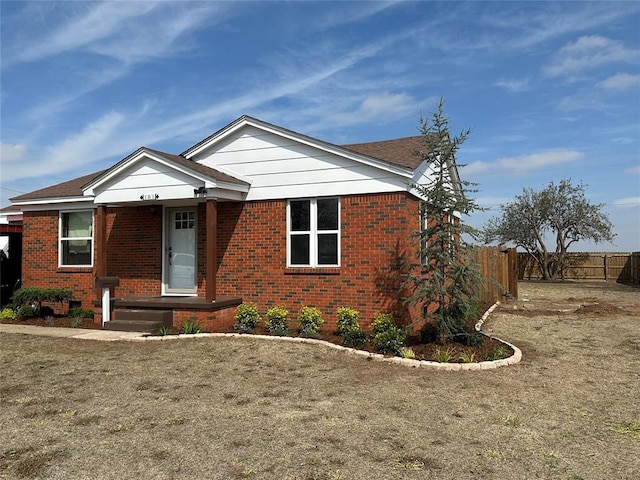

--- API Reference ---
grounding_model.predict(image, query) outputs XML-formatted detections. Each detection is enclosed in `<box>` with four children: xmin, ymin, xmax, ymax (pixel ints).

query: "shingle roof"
<box><xmin>143</xmin><ymin>148</ymin><xmax>248</xmax><ymax>186</ymax></box>
<box><xmin>10</xmin><ymin>170</ymin><xmax>107</xmax><ymax>202</ymax></box>
<box><xmin>341</xmin><ymin>136</ymin><xmax>425</xmax><ymax>170</ymax></box>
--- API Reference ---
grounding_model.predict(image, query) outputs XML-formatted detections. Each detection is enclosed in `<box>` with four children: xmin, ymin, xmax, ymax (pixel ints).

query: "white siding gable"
<box><xmin>92</xmin><ymin>158</ymin><xmax>205</xmax><ymax>204</ymax></box>
<box><xmin>191</xmin><ymin>125</ymin><xmax>413</xmax><ymax>201</ymax></box>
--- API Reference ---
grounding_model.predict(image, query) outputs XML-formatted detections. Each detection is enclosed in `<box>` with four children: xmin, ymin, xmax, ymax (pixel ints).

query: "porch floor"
<box><xmin>114</xmin><ymin>296</ymin><xmax>242</xmax><ymax>311</ymax></box>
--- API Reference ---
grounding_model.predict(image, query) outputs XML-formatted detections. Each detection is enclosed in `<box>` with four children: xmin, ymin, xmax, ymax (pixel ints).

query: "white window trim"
<box><xmin>59</xmin><ymin>209</ymin><xmax>94</xmax><ymax>267</ymax></box>
<box><xmin>287</xmin><ymin>198</ymin><xmax>341</xmax><ymax>268</ymax></box>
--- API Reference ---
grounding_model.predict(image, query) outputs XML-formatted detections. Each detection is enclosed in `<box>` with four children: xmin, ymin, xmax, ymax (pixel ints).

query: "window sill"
<box><xmin>56</xmin><ymin>267</ymin><xmax>94</xmax><ymax>274</ymax></box>
<box><xmin>285</xmin><ymin>267</ymin><xmax>341</xmax><ymax>275</ymax></box>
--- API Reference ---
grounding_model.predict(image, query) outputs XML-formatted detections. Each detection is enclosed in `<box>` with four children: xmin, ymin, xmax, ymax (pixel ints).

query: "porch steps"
<box><xmin>104</xmin><ymin>309</ymin><xmax>173</xmax><ymax>333</ymax></box>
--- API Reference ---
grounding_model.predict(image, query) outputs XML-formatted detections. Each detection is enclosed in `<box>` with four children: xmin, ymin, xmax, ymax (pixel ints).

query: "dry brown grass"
<box><xmin>1</xmin><ymin>281</ymin><xmax>638</xmax><ymax>479</ymax></box>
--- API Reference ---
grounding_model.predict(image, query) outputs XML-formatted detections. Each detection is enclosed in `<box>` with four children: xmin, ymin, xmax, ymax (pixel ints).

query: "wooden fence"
<box><xmin>517</xmin><ymin>252</ymin><xmax>640</xmax><ymax>284</ymax></box>
<box><xmin>470</xmin><ymin>247</ymin><xmax>519</xmax><ymax>302</ymax></box>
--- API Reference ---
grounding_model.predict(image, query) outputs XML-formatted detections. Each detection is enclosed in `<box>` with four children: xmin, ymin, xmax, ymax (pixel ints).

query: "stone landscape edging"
<box><xmin>127</xmin><ymin>300</ymin><xmax>522</xmax><ymax>370</ymax></box>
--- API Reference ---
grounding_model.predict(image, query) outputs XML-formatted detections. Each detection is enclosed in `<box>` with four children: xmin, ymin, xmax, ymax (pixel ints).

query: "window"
<box><xmin>60</xmin><ymin>210</ymin><xmax>93</xmax><ymax>266</ymax></box>
<box><xmin>288</xmin><ymin>198</ymin><xmax>339</xmax><ymax>267</ymax></box>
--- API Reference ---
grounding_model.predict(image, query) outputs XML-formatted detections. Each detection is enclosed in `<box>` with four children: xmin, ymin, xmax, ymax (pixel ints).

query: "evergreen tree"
<box><xmin>403</xmin><ymin>98</ymin><xmax>484</xmax><ymax>341</ymax></box>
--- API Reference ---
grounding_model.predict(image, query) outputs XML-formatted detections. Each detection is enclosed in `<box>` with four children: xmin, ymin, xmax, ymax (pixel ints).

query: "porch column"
<box><xmin>95</xmin><ymin>204</ymin><xmax>107</xmax><ymax>284</ymax></box>
<box><xmin>205</xmin><ymin>199</ymin><xmax>217</xmax><ymax>303</ymax></box>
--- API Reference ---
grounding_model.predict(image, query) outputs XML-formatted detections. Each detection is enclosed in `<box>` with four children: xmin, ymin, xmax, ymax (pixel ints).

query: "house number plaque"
<box><xmin>140</xmin><ymin>193</ymin><xmax>160</xmax><ymax>200</ymax></box>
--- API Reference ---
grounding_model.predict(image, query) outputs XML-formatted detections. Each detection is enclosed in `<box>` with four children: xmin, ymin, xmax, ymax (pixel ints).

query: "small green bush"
<box><xmin>400</xmin><ymin>347</ymin><xmax>416</xmax><ymax>359</ymax></box>
<box><xmin>341</xmin><ymin>327</ymin><xmax>368</xmax><ymax>348</ymax></box>
<box><xmin>17</xmin><ymin>306</ymin><xmax>37</xmax><ymax>319</ymax></box>
<box><xmin>370</xmin><ymin>312</ymin><xmax>396</xmax><ymax>335</ymax></box>
<box><xmin>420</xmin><ymin>322</ymin><xmax>439</xmax><ymax>343</ymax></box>
<box><xmin>181</xmin><ymin>318</ymin><xmax>201</xmax><ymax>334</ymax></box>
<box><xmin>0</xmin><ymin>307</ymin><xmax>18</xmax><ymax>321</ymax></box>
<box><xmin>265</xmin><ymin>305</ymin><xmax>289</xmax><ymax>336</ymax></box>
<box><xmin>234</xmin><ymin>302</ymin><xmax>261</xmax><ymax>334</ymax></box>
<box><xmin>373</xmin><ymin>326</ymin><xmax>407</xmax><ymax>355</ymax></box>
<box><xmin>156</xmin><ymin>325</ymin><xmax>171</xmax><ymax>336</ymax></box>
<box><xmin>457</xmin><ymin>331</ymin><xmax>485</xmax><ymax>348</ymax></box>
<box><xmin>12</xmin><ymin>287</ymin><xmax>73</xmax><ymax>313</ymax></box>
<box><xmin>336</xmin><ymin>307</ymin><xmax>360</xmax><ymax>336</ymax></box>
<box><xmin>69</xmin><ymin>307</ymin><xmax>94</xmax><ymax>319</ymax></box>
<box><xmin>433</xmin><ymin>347</ymin><xmax>455</xmax><ymax>363</ymax></box>
<box><xmin>71</xmin><ymin>318</ymin><xmax>84</xmax><ymax>328</ymax></box>
<box><xmin>298</xmin><ymin>306</ymin><xmax>324</xmax><ymax>338</ymax></box>
<box><xmin>485</xmin><ymin>345</ymin><xmax>510</xmax><ymax>361</ymax></box>
<box><xmin>459</xmin><ymin>351</ymin><xmax>476</xmax><ymax>363</ymax></box>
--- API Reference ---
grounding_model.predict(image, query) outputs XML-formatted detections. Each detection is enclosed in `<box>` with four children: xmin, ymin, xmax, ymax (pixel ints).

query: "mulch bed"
<box><xmin>2</xmin><ymin>314</ymin><xmax>511</xmax><ymax>363</ymax></box>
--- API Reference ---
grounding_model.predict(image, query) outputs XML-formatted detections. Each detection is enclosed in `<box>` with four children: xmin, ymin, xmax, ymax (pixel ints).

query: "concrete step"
<box><xmin>114</xmin><ymin>309</ymin><xmax>173</xmax><ymax>324</ymax></box>
<box><xmin>106</xmin><ymin>309</ymin><xmax>173</xmax><ymax>332</ymax></box>
<box><xmin>104</xmin><ymin>319</ymin><xmax>165</xmax><ymax>333</ymax></box>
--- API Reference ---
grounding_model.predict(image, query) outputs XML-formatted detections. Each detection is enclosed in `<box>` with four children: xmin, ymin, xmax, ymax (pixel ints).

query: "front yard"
<box><xmin>1</xmin><ymin>281</ymin><xmax>638</xmax><ymax>479</ymax></box>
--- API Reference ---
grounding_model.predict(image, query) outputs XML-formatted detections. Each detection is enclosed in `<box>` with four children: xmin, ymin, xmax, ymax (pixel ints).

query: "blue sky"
<box><xmin>1</xmin><ymin>1</ymin><xmax>639</xmax><ymax>251</ymax></box>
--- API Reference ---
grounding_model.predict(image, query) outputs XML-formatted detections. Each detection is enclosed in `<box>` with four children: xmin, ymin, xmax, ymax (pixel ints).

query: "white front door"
<box><xmin>165</xmin><ymin>208</ymin><xmax>197</xmax><ymax>294</ymax></box>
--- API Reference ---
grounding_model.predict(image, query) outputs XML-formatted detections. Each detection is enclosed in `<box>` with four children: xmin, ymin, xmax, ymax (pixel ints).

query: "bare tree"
<box><xmin>484</xmin><ymin>180</ymin><xmax>615</xmax><ymax>280</ymax></box>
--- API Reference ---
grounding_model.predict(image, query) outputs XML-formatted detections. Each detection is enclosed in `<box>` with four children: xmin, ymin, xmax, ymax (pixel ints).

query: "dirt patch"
<box><xmin>574</xmin><ymin>301</ymin><xmax>628</xmax><ymax>315</ymax></box>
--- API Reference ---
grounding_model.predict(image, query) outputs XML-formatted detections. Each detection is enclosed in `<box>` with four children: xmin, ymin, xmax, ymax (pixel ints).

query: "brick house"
<box><xmin>8</xmin><ymin>116</ymin><xmax>456</xmax><ymax>332</ymax></box>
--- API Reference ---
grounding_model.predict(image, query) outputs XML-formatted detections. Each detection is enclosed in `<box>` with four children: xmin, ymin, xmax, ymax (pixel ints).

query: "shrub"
<box><xmin>373</xmin><ymin>326</ymin><xmax>407</xmax><ymax>355</ymax></box>
<box><xmin>156</xmin><ymin>325</ymin><xmax>171</xmax><ymax>336</ymax></box>
<box><xmin>370</xmin><ymin>312</ymin><xmax>396</xmax><ymax>335</ymax></box>
<box><xmin>336</xmin><ymin>307</ymin><xmax>360</xmax><ymax>335</ymax></box>
<box><xmin>71</xmin><ymin>318</ymin><xmax>84</xmax><ymax>328</ymax></box>
<box><xmin>420</xmin><ymin>322</ymin><xmax>439</xmax><ymax>343</ymax></box>
<box><xmin>341</xmin><ymin>328</ymin><xmax>368</xmax><ymax>348</ymax></box>
<box><xmin>265</xmin><ymin>305</ymin><xmax>289</xmax><ymax>336</ymax></box>
<box><xmin>459</xmin><ymin>351</ymin><xmax>476</xmax><ymax>363</ymax></box>
<box><xmin>400</xmin><ymin>347</ymin><xmax>416</xmax><ymax>359</ymax></box>
<box><xmin>40</xmin><ymin>306</ymin><xmax>55</xmax><ymax>317</ymax></box>
<box><xmin>12</xmin><ymin>287</ymin><xmax>73</xmax><ymax>313</ymax></box>
<box><xmin>0</xmin><ymin>307</ymin><xmax>18</xmax><ymax>321</ymax></box>
<box><xmin>69</xmin><ymin>307</ymin><xmax>94</xmax><ymax>319</ymax></box>
<box><xmin>234</xmin><ymin>303</ymin><xmax>261</xmax><ymax>334</ymax></box>
<box><xmin>485</xmin><ymin>345</ymin><xmax>511</xmax><ymax>361</ymax></box>
<box><xmin>433</xmin><ymin>347</ymin><xmax>455</xmax><ymax>363</ymax></box>
<box><xmin>17</xmin><ymin>306</ymin><xmax>37</xmax><ymax>319</ymax></box>
<box><xmin>181</xmin><ymin>318</ymin><xmax>201</xmax><ymax>334</ymax></box>
<box><xmin>298</xmin><ymin>306</ymin><xmax>324</xmax><ymax>338</ymax></box>
<box><xmin>457</xmin><ymin>331</ymin><xmax>485</xmax><ymax>348</ymax></box>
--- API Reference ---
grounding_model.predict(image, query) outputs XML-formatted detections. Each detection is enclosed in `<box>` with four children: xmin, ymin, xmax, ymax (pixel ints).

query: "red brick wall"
<box><xmin>213</xmin><ymin>193</ymin><xmax>421</xmax><ymax>329</ymax></box>
<box><xmin>21</xmin><ymin>194</ymin><xmax>422</xmax><ymax>327</ymax></box>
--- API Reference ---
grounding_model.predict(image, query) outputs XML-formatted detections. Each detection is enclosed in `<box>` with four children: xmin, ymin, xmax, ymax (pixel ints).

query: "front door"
<box><xmin>165</xmin><ymin>208</ymin><xmax>197</xmax><ymax>294</ymax></box>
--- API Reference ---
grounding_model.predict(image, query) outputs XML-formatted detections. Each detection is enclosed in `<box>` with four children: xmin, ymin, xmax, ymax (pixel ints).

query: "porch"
<box><xmin>96</xmin><ymin>295</ymin><xmax>243</xmax><ymax>333</ymax></box>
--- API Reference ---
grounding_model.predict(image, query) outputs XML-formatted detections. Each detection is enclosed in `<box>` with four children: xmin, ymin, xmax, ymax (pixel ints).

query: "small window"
<box><xmin>288</xmin><ymin>198</ymin><xmax>340</xmax><ymax>267</ymax></box>
<box><xmin>60</xmin><ymin>210</ymin><xmax>93</xmax><ymax>267</ymax></box>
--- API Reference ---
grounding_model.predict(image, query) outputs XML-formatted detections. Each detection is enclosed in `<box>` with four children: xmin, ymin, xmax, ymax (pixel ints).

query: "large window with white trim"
<box><xmin>59</xmin><ymin>210</ymin><xmax>93</xmax><ymax>267</ymax></box>
<box><xmin>288</xmin><ymin>198</ymin><xmax>340</xmax><ymax>267</ymax></box>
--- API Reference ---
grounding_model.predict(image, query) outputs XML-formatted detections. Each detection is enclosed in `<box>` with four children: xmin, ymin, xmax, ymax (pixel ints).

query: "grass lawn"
<box><xmin>1</xmin><ymin>281</ymin><xmax>638</xmax><ymax>479</ymax></box>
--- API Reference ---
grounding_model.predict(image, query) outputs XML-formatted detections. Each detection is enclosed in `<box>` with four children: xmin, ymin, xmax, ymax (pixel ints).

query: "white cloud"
<box><xmin>2</xmin><ymin>112</ymin><xmax>124</xmax><ymax>182</ymax></box>
<box><xmin>6</xmin><ymin>2</ymin><xmax>229</xmax><ymax>66</ymax></box>
<box><xmin>475</xmin><ymin>196</ymin><xmax>511</xmax><ymax>208</ymax></box>
<box><xmin>544</xmin><ymin>35</ymin><xmax>639</xmax><ymax>77</ymax></box>
<box><xmin>0</xmin><ymin>144</ymin><xmax>27</xmax><ymax>165</ymax></box>
<box><xmin>493</xmin><ymin>78</ymin><xmax>531</xmax><ymax>92</ymax></box>
<box><xmin>612</xmin><ymin>196</ymin><xmax>640</xmax><ymax>208</ymax></box>
<box><xmin>329</xmin><ymin>92</ymin><xmax>415</xmax><ymax>126</ymax></box>
<box><xmin>466</xmin><ymin>149</ymin><xmax>584</xmax><ymax>176</ymax></box>
<box><xmin>558</xmin><ymin>93</ymin><xmax>604</xmax><ymax>112</ymax></box>
<box><xmin>625</xmin><ymin>165</ymin><xmax>640</xmax><ymax>174</ymax></box>
<box><xmin>599</xmin><ymin>73</ymin><xmax>640</xmax><ymax>90</ymax></box>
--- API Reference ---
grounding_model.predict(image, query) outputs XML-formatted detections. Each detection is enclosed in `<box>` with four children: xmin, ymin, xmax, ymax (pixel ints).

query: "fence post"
<box><xmin>604</xmin><ymin>254</ymin><xmax>608</xmax><ymax>281</ymax></box>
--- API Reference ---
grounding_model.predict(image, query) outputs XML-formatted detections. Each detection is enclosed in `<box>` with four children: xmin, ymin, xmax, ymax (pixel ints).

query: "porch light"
<box><xmin>193</xmin><ymin>186</ymin><xmax>207</xmax><ymax>198</ymax></box>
